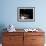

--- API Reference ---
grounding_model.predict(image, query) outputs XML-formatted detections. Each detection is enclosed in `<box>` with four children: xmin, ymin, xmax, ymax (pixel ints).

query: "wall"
<box><xmin>0</xmin><ymin>0</ymin><xmax>46</xmax><ymax>30</ymax></box>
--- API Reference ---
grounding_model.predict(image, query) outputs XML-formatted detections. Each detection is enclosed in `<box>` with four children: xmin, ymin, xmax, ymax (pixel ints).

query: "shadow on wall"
<box><xmin>0</xmin><ymin>24</ymin><xmax>7</xmax><ymax>43</ymax></box>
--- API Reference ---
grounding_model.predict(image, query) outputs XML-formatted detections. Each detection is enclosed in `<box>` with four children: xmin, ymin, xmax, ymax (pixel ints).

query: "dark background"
<box><xmin>20</xmin><ymin>9</ymin><xmax>33</xmax><ymax>19</ymax></box>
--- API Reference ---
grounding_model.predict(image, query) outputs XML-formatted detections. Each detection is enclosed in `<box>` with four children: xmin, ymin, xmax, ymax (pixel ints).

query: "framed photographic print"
<box><xmin>17</xmin><ymin>7</ymin><xmax>35</xmax><ymax>22</ymax></box>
